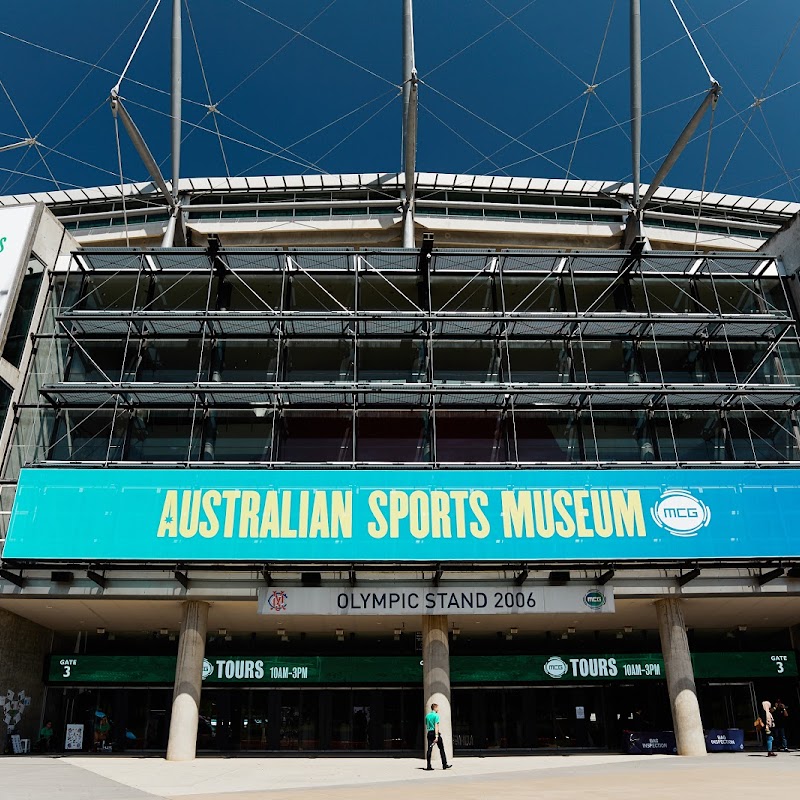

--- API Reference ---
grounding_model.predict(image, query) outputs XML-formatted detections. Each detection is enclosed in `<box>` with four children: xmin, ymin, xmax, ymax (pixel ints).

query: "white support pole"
<box><xmin>401</xmin><ymin>0</ymin><xmax>419</xmax><ymax>249</ymax></box>
<box><xmin>630</xmin><ymin>0</ymin><xmax>642</xmax><ymax>210</ymax></box>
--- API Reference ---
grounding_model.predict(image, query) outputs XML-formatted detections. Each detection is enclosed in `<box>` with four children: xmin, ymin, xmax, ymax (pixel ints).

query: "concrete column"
<box><xmin>422</xmin><ymin>614</ymin><xmax>452</xmax><ymax>763</ymax></box>
<box><xmin>166</xmin><ymin>600</ymin><xmax>209</xmax><ymax>761</ymax></box>
<box><xmin>0</xmin><ymin>607</ymin><xmax>51</xmax><ymax>746</ymax></box>
<box><xmin>656</xmin><ymin>598</ymin><xmax>706</xmax><ymax>756</ymax></box>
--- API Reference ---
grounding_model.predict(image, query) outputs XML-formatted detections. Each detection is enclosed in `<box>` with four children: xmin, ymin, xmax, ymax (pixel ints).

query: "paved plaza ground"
<box><xmin>3</xmin><ymin>751</ymin><xmax>800</xmax><ymax>800</ymax></box>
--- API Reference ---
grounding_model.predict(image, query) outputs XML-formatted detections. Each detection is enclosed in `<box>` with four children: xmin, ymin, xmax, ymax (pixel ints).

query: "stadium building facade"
<box><xmin>1</xmin><ymin>173</ymin><xmax>800</xmax><ymax>758</ymax></box>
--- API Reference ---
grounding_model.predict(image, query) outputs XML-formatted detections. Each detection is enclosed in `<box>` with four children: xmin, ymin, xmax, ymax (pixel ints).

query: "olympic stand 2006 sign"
<box><xmin>5</xmin><ymin>467</ymin><xmax>800</xmax><ymax>562</ymax></box>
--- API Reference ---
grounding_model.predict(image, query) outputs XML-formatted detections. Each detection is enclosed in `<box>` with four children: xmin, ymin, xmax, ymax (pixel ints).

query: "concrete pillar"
<box><xmin>166</xmin><ymin>600</ymin><xmax>209</xmax><ymax>761</ymax></box>
<box><xmin>0</xmin><ymin>607</ymin><xmax>51</xmax><ymax>747</ymax></box>
<box><xmin>656</xmin><ymin>598</ymin><xmax>706</xmax><ymax>756</ymax></box>
<box><xmin>422</xmin><ymin>614</ymin><xmax>452</xmax><ymax>763</ymax></box>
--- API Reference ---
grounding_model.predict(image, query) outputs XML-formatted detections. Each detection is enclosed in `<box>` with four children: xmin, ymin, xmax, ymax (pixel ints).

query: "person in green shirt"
<box><xmin>424</xmin><ymin>703</ymin><xmax>451</xmax><ymax>771</ymax></box>
<box><xmin>38</xmin><ymin>721</ymin><xmax>54</xmax><ymax>753</ymax></box>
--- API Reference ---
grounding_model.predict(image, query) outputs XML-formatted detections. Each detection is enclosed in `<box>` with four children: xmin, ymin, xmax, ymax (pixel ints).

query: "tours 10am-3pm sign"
<box><xmin>4</xmin><ymin>467</ymin><xmax>800</xmax><ymax>562</ymax></box>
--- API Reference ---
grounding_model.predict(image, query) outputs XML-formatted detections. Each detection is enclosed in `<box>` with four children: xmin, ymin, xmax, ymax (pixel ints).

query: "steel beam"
<box><xmin>639</xmin><ymin>83</ymin><xmax>721</xmax><ymax>210</ymax></box>
<box><xmin>630</xmin><ymin>0</ymin><xmax>642</xmax><ymax>209</ymax></box>
<box><xmin>110</xmin><ymin>93</ymin><xmax>175</xmax><ymax>210</ymax></box>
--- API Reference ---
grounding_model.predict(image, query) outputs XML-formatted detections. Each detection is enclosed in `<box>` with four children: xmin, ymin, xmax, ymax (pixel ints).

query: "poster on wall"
<box><xmin>64</xmin><ymin>723</ymin><xmax>84</xmax><ymax>751</ymax></box>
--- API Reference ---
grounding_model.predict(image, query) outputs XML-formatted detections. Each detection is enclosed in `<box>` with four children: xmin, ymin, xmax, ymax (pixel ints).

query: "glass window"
<box><xmin>49</xmin><ymin>410</ymin><xmax>123</xmax><ymax>461</ymax></box>
<box><xmin>278</xmin><ymin>412</ymin><xmax>352</xmax><ymax>462</ymax></box>
<box><xmin>359</xmin><ymin>275</ymin><xmax>419</xmax><ymax>312</ymax></box>
<box><xmin>668</xmin><ymin>410</ymin><xmax>726</xmax><ymax>461</ymax></box>
<box><xmin>433</xmin><ymin>340</ymin><xmax>499</xmax><ymax>383</ymax></box>
<box><xmin>507</xmin><ymin>342</ymin><xmax>569</xmax><ymax>383</ymax></box>
<box><xmin>285</xmin><ymin>339</ymin><xmax>352</xmax><ymax>382</ymax></box>
<box><xmin>3</xmin><ymin>257</ymin><xmax>45</xmax><ymax>367</ymax></box>
<box><xmin>203</xmin><ymin>410</ymin><xmax>273</xmax><ymax>461</ymax></box>
<box><xmin>66</xmin><ymin>340</ymin><xmax>134</xmax><ymax>382</ymax></box>
<box><xmin>358</xmin><ymin>339</ymin><xmax>425</xmax><ymax>382</ymax></box>
<box><xmin>587</xmin><ymin>411</ymin><xmax>654</xmax><ymax>462</ymax></box>
<box><xmin>138</xmin><ymin>339</ymin><xmax>207</xmax><ymax>383</ymax></box>
<box><xmin>725</xmin><ymin>412</ymin><xmax>755</xmax><ymax>460</ymax></box>
<box><xmin>356</xmin><ymin>412</ymin><xmax>428</xmax><ymax>462</ymax></box>
<box><xmin>502</xmin><ymin>275</ymin><xmax>562</xmax><ymax>313</ymax></box>
<box><xmin>226</xmin><ymin>274</ymin><xmax>283</xmax><ymax>312</ymax></box>
<box><xmin>513</xmin><ymin>411</ymin><xmax>576</xmax><ymax>462</ymax></box>
<box><xmin>289</xmin><ymin>275</ymin><xmax>354</xmax><ymax>312</ymax></box>
<box><xmin>126</xmin><ymin>410</ymin><xmax>200</xmax><ymax>462</ymax></box>
<box><xmin>746</xmin><ymin>410</ymin><xmax>797</xmax><ymax>461</ymax></box>
<box><xmin>144</xmin><ymin>274</ymin><xmax>214</xmax><ymax>312</ymax></box>
<box><xmin>430</xmin><ymin>276</ymin><xmax>495</xmax><ymax>312</ymax></box>
<box><xmin>436</xmin><ymin>412</ymin><xmax>508</xmax><ymax>462</ymax></box>
<box><xmin>222</xmin><ymin>340</ymin><xmax>278</xmax><ymax>382</ymax></box>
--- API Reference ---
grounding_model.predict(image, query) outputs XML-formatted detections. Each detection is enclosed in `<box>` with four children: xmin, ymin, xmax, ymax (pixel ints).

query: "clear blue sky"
<box><xmin>1</xmin><ymin>0</ymin><xmax>799</xmax><ymax>201</ymax></box>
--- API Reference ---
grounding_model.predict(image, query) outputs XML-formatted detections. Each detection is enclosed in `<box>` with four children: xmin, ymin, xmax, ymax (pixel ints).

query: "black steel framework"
<box><xmin>5</xmin><ymin>246</ymin><xmax>800</xmax><ymax>473</ymax></box>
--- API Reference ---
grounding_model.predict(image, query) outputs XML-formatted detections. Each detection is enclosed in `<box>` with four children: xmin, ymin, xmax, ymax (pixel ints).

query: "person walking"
<box><xmin>762</xmin><ymin>700</ymin><xmax>777</xmax><ymax>757</ymax></box>
<box><xmin>37</xmin><ymin>721</ymin><xmax>54</xmax><ymax>753</ymax></box>
<box><xmin>773</xmin><ymin>699</ymin><xmax>789</xmax><ymax>751</ymax></box>
<box><xmin>424</xmin><ymin>703</ymin><xmax>452</xmax><ymax>771</ymax></box>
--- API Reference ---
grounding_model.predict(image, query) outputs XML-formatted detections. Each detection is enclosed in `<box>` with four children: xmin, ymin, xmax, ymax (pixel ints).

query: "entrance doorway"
<box><xmin>699</xmin><ymin>682</ymin><xmax>759</xmax><ymax>747</ymax></box>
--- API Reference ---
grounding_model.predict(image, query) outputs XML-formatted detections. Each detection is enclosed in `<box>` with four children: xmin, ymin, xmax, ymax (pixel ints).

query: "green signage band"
<box><xmin>48</xmin><ymin>651</ymin><xmax>797</xmax><ymax>686</ymax></box>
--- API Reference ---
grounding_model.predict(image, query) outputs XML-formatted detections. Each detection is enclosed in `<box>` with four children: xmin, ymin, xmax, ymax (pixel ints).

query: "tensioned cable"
<box><xmin>424</xmin><ymin>0</ymin><xmax>538</xmax><ymax>79</ymax></box>
<box><xmin>420</xmin><ymin>79</ymin><xmax>568</xmax><ymax>174</ymax></box>
<box><xmin>683</xmin><ymin>0</ymin><xmax>753</xmax><ymax>96</ymax></box>
<box><xmin>419</xmin><ymin>101</ymin><xmax>508</xmax><ymax>176</ymax></box>
<box><xmin>0</xmin><ymin>74</ymin><xmax>61</xmax><ymax>190</ymax></box>
<box><xmin>0</xmin><ymin>30</ymin><xmax>208</xmax><ymax>109</ymax></box>
<box><xmin>234</xmin><ymin>0</ymin><xmax>398</xmax><ymax>88</ymax></box>
<box><xmin>123</xmin><ymin>96</ymin><xmax>336</xmax><ymax>173</ymax></box>
<box><xmin>596</xmin><ymin>0</ymin><xmax>750</xmax><ymax>89</ymax></box>
<box><xmin>668</xmin><ymin>0</ymin><xmax>715</xmax><ymax>83</ymax></box>
<box><xmin>490</xmin><ymin>89</ymin><xmax>707</xmax><ymax>175</ymax></box>
<box><xmin>757</xmin><ymin>106</ymin><xmax>798</xmax><ymax>202</ymax></box>
<box><xmin>312</xmin><ymin>93</ymin><xmax>398</xmax><ymax>167</ymax></box>
<box><xmin>713</xmin><ymin>13</ymin><xmax>800</xmax><ymax>192</ymax></box>
<box><xmin>37</xmin><ymin>2</ymin><xmax>152</xmax><ymax>145</ymax></box>
<box><xmin>234</xmin><ymin>87</ymin><xmax>398</xmax><ymax>178</ymax></box>
<box><xmin>218</xmin><ymin>0</ymin><xmax>337</xmax><ymax>106</ymax></box>
<box><xmin>113</xmin><ymin>0</ymin><xmax>162</xmax><ymax>93</ymax></box>
<box><xmin>483</xmin><ymin>0</ymin><xmax>586</xmax><ymax>87</ymax></box>
<box><xmin>716</xmin><ymin>95</ymin><xmax>800</xmax><ymax>199</ymax></box>
<box><xmin>566</xmin><ymin>0</ymin><xmax>616</xmax><ymax>178</ymax></box>
<box><xmin>184</xmin><ymin>0</ymin><xmax>229</xmax><ymax>178</ymax></box>
<box><xmin>463</xmin><ymin>91</ymin><xmax>586</xmax><ymax>174</ymax></box>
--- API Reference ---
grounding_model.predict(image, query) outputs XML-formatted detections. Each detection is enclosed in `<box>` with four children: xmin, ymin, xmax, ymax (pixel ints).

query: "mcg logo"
<box><xmin>650</xmin><ymin>489</ymin><xmax>711</xmax><ymax>537</ymax></box>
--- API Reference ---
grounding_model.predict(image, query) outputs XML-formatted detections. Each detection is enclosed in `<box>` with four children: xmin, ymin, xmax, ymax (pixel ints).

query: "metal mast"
<box><xmin>630</xmin><ymin>0</ymin><xmax>642</xmax><ymax>209</ymax></box>
<box><xmin>162</xmin><ymin>0</ymin><xmax>183</xmax><ymax>247</ymax></box>
<box><xmin>401</xmin><ymin>0</ymin><xmax>419</xmax><ymax>249</ymax></box>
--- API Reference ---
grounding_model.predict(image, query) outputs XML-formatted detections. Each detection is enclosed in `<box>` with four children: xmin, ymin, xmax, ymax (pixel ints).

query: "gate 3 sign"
<box><xmin>257</xmin><ymin>584</ymin><xmax>614</xmax><ymax>615</ymax></box>
<box><xmin>6</xmin><ymin>467</ymin><xmax>800</xmax><ymax>562</ymax></box>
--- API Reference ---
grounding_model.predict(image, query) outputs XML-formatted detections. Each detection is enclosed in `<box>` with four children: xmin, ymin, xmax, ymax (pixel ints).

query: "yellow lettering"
<box><xmin>430</xmin><ymin>491</ymin><xmax>451</xmax><ymax>538</ymax></box>
<box><xmin>533</xmin><ymin>490</ymin><xmax>555</xmax><ymax>537</ymax></box>
<box><xmin>590</xmin><ymin>490</ymin><xmax>613</xmax><ymax>537</ymax></box>
<box><xmin>280</xmin><ymin>491</ymin><xmax>297</xmax><ymax>538</ymax></box>
<box><xmin>221</xmin><ymin>490</ymin><xmax>241</xmax><ymax>538</ymax></box>
<box><xmin>179</xmin><ymin>490</ymin><xmax>201</xmax><ymax>538</ymax></box>
<box><xmin>367</xmin><ymin>490</ymin><xmax>388</xmax><ymax>538</ymax></box>
<box><xmin>611</xmin><ymin>490</ymin><xmax>646</xmax><ymax>536</ymax></box>
<box><xmin>574</xmin><ymin>490</ymin><xmax>593</xmax><ymax>537</ymax></box>
<box><xmin>157</xmin><ymin>490</ymin><xmax>178</xmax><ymax>538</ymax></box>
<box><xmin>450</xmin><ymin>490</ymin><xmax>469</xmax><ymax>539</ymax></box>
<box><xmin>409</xmin><ymin>490</ymin><xmax>429</xmax><ymax>539</ymax></box>
<box><xmin>298</xmin><ymin>490</ymin><xmax>309</xmax><ymax>538</ymax></box>
<box><xmin>259</xmin><ymin>491</ymin><xmax>279</xmax><ymax>538</ymax></box>
<box><xmin>502</xmin><ymin>490</ymin><xmax>533</xmax><ymax>538</ymax></box>
<box><xmin>469</xmin><ymin>491</ymin><xmax>490</xmax><ymax>538</ymax></box>
<box><xmin>240</xmin><ymin>490</ymin><xmax>261</xmax><ymax>538</ymax></box>
<box><xmin>554</xmin><ymin>490</ymin><xmax>575</xmax><ymax>538</ymax></box>
<box><xmin>199</xmin><ymin>490</ymin><xmax>221</xmax><ymax>538</ymax></box>
<box><xmin>389</xmin><ymin>490</ymin><xmax>409</xmax><ymax>539</ymax></box>
<box><xmin>330</xmin><ymin>491</ymin><xmax>351</xmax><ymax>538</ymax></box>
<box><xmin>309</xmin><ymin>491</ymin><xmax>329</xmax><ymax>538</ymax></box>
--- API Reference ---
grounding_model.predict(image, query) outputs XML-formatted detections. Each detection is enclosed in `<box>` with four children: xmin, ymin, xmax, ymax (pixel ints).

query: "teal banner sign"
<box><xmin>7</xmin><ymin>467</ymin><xmax>800</xmax><ymax>562</ymax></box>
<box><xmin>47</xmin><ymin>651</ymin><xmax>797</xmax><ymax>685</ymax></box>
